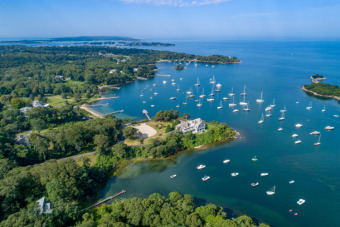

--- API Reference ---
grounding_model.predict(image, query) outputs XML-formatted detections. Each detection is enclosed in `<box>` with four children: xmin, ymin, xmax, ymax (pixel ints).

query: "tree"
<box><xmin>30</xmin><ymin>118</ymin><xmax>46</xmax><ymax>132</ymax></box>
<box><xmin>10</xmin><ymin>98</ymin><xmax>26</xmax><ymax>109</ymax></box>
<box><xmin>122</xmin><ymin>127</ymin><xmax>140</xmax><ymax>140</ymax></box>
<box><xmin>183</xmin><ymin>113</ymin><xmax>190</xmax><ymax>119</ymax></box>
<box><xmin>94</xmin><ymin>134</ymin><xmax>110</xmax><ymax>153</ymax></box>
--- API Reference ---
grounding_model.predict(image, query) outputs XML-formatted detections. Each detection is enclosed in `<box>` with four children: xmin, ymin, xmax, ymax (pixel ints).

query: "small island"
<box><xmin>303</xmin><ymin>82</ymin><xmax>340</xmax><ymax>101</ymax></box>
<box><xmin>173</xmin><ymin>64</ymin><xmax>186</xmax><ymax>70</ymax></box>
<box><xmin>310</xmin><ymin>74</ymin><xmax>327</xmax><ymax>83</ymax></box>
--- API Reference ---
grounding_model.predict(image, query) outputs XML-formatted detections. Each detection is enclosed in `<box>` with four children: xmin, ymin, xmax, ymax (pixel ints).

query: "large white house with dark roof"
<box><xmin>176</xmin><ymin>118</ymin><xmax>206</xmax><ymax>134</ymax></box>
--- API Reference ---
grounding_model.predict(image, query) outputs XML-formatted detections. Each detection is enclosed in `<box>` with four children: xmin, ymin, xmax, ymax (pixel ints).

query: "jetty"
<box><xmin>143</xmin><ymin>109</ymin><xmax>151</xmax><ymax>120</ymax></box>
<box><xmin>79</xmin><ymin>190</ymin><xmax>126</xmax><ymax>212</ymax></box>
<box><xmin>103</xmin><ymin>110</ymin><xmax>124</xmax><ymax>116</ymax></box>
<box><xmin>156</xmin><ymin>74</ymin><xmax>171</xmax><ymax>77</ymax></box>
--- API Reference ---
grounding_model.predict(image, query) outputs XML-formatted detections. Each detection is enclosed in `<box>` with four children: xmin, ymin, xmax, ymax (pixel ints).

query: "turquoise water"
<box><xmin>91</xmin><ymin>41</ymin><xmax>340</xmax><ymax>227</ymax></box>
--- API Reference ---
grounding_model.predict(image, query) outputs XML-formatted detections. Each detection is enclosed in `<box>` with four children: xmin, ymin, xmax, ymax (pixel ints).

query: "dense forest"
<box><xmin>304</xmin><ymin>83</ymin><xmax>340</xmax><ymax>97</ymax></box>
<box><xmin>76</xmin><ymin>192</ymin><xmax>270</xmax><ymax>227</ymax></box>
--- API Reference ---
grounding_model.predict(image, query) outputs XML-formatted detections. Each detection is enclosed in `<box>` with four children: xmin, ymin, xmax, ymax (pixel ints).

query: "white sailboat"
<box><xmin>199</xmin><ymin>88</ymin><xmax>206</xmax><ymax>98</ymax></box>
<box><xmin>197</xmin><ymin>98</ymin><xmax>202</xmax><ymax>107</ymax></box>
<box><xmin>187</xmin><ymin>88</ymin><xmax>192</xmax><ymax>95</ymax></box>
<box><xmin>266</xmin><ymin>186</ymin><xmax>276</xmax><ymax>195</ymax></box>
<box><xmin>295</xmin><ymin>123</ymin><xmax>303</xmax><ymax>128</ymax></box>
<box><xmin>265</xmin><ymin>108</ymin><xmax>271</xmax><ymax>117</ymax></box>
<box><xmin>270</xmin><ymin>99</ymin><xmax>276</xmax><ymax>108</ymax></box>
<box><xmin>217</xmin><ymin>100</ymin><xmax>223</xmax><ymax>109</ymax></box>
<box><xmin>195</xmin><ymin>78</ymin><xmax>200</xmax><ymax>87</ymax></box>
<box><xmin>176</xmin><ymin>85</ymin><xmax>180</xmax><ymax>92</ymax></box>
<box><xmin>240</xmin><ymin>85</ymin><xmax>247</xmax><ymax>96</ymax></box>
<box><xmin>183</xmin><ymin>96</ymin><xmax>188</xmax><ymax>105</ymax></box>
<box><xmin>229</xmin><ymin>96</ymin><xmax>237</xmax><ymax>107</ymax></box>
<box><xmin>239</xmin><ymin>94</ymin><xmax>247</xmax><ymax>106</ymax></box>
<box><xmin>314</xmin><ymin>134</ymin><xmax>321</xmax><ymax>146</ymax></box>
<box><xmin>209</xmin><ymin>85</ymin><xmax>215</xmax><ymax>97</ymax></box>
<box><xmin>256</xmin><ymin>91</ymin><xmax>264</xmax><ymax>103</ymax></box>
<box><xmin>228</xmin><ymin>87</ymin><xmax>235</xmax><ymax>97</ymax></box>
<box><xmin>216</xmin><ymin>83</ymin><xmax>222</xmax><ymax>88</ymax></box>
<box><xmin>207</xmin><ymin>98</ymin><xmax>214</xmax><ymax>102</ymax></box>
<box><xmin>278</xmin><ymin>112</ymin><xmax>285</xmax><ymax>121</ymax></box>
<box><xmin>209</xmin><ymin>76</ymin><xmax>216</xmax><ymax>84</ymax></box>
<box><xmin>258</xmin><ymin>113</ymin><xmax>264</xmax><ymax>124</ymax></box>
<box><xmin>233</xmin><ymin>108</ymin><xmax>239</xmax><ymax>112</ymax></box>
<box><xmin>280</xmin><ymin>105</ymin><xmax>287</xmax><ymax>113</ymax></box>
<box><xmin>322</xmin><ymin>106</ymin><xmax>326</xmax><ymax>112</ymax></box>
<box><xmin>306</xmin><ymin>102</ymin><xmax>312</xmax><ymax>110</ymax></box>
<box><xmin>223</xmin><ymin>97</ymin><xmax>228</xmax><ymax>101</ymax></box>
<box><xmin>243</xmin><ymin>102</ymin><xmax>250</xmax><ymax>111</ymax></box>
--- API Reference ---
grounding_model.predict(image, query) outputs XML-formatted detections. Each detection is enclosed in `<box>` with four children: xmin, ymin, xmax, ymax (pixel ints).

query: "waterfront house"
<box><xmin>176</xmin><ymin>118</ymin><xmax>206</xmax><ymax>134</ymax></box>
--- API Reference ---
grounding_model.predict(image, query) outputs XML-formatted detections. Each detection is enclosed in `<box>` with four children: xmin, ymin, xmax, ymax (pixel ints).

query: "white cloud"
<box><xmin>119</xmin><ymin>0</ymin><xmax>231</xmax><ymax>7</ymax></box>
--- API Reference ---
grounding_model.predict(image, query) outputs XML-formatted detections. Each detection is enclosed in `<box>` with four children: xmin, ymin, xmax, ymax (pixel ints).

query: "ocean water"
<box><xmin>91</xmin><ymin>41</ymin><xmax>340</xmax><ymax>227</ymax></box>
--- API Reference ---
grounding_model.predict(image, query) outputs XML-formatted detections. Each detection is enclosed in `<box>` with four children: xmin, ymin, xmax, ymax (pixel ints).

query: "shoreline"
<box><xmin>157</xmin><ymin>59</ymin><xmax>241</xmax><ymax>64</ymax></box>
<box><xmin>302</xmin><ymin>86</ymin><xmax>340</xmax><ymax>101</ymax></box>
<box><xmin>80</xmin><ymin>104</ymin><xmax>104</xmax><ymax>118</ymax></box>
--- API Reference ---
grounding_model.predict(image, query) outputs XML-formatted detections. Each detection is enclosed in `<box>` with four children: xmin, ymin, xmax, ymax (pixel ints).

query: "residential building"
<box><xmin>176</xmin><ymin>118</ymin><xmax>206</xmax><ymax>134</ymax></box>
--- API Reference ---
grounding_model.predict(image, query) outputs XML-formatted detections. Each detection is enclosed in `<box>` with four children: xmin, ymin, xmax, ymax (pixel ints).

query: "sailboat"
<box><xmin>195</xmin><ymin>78</ymin><xmax>200</xmax><ymax>87</ymax></box>
<box><xmin>229</xmin><ymin>96</ymin><xmax>237</xmax><ymax>107</ymax></box>
<box><xmin>209</xmin><ymin>76</ymin><xmax>216</xmax><ymax>84</ymax></box>
<box><xmin>252</xmin><ymin>155</ymin><xmax>258</xmax><ymax>161</ymax></box>
<box><xmin>209</xmin><ymin>85</ymin><xmax>215</xmax><ymax>97</ymax></box>
<box><xmin>306</xmin><ymin>102</ymin><xmax>312</xmax><ymax>110</ymax></box>
<box><xmin>265</xmin><ymin>108</ymin><xmax>271</xmax><ymax>117</ymax></box>
<box><xmin>217</xmin><ymin>100</ymin><xmax>223</xmax><ymax>109</ymax></box>
<box><xmin>322</xmin><ymin>106</ymin><xmax>326</xmax><ymax>112</ymax></box>
<box><xmin>199</xmin><ymin>88</ymin><xmax>206</xmax><ymax>98</ymax></box>
<box><xmin>314</xmin><ymin>134</ymin><xmax>321</xmax><ymax>146</ymax></box>
<box><xmin>239</xmin><ymin>94</ymin><xmax>247</xmax><ymax>106</ymax></box>
<box><xmin>278</xmin><ymin>112</ymin><xmax>285</xmax><ymax>121</ymax></box>
<box><xmin>256</xmin><ymin>91</ymin><xmax>264</xmax><ymax>103</ymax></box>
<box><xmin>258</xmin><ymin>114</ymin><xmax>264</xmax><ymax>124</ymax></box>
<box><xmin>197</xmin><ymin>98</ymin><xmax>202</xmax><ymax>107</ymax></box>
<box><xmin>270</xmin><ymin>99</ymin><xmax>276</xmax><ymax>108</ymax></box>
<box><xmin>243</xmin><ymin>102</ymin><xmax>250</xmax><ymax>111</ymax></box>
<box><xmin>228</xmin><ymin>87</ymin><xmax>235</xmax><ymax>97</ymax></box>
<box><xmin>280</xmin><ymin>106</ymin><xmax>287</xmax><ymax>113</ymax></box>
<box><xmin>183</xmin><ymin>96</ymin><xmax>188</xmax><ymax>105</ymax></box>
<box><xmin>233</xmin><ymin>108</ymin><xmax>239</xmax><ymax>112</ymax></box>
<box><xmin>188</xmin><ymin>88</ymin><xmax>195</xmax><ymax>98</ymax></box>
<box><xmin>223</xmin><ymin>96</ymin><xmax>229</xmax><ymax>101</ymax></box>
<box><xmin>240</xmin><ymin>85</ymin><xmax>247</xmax><ymax>96</ymax></box>
<box><xmin>215</xmin><ymin>83</ymin><xmax>222</xmax><ymax>92</ymax></box>
<box><xmin>266</xmin><ymin>186</ymin><xmax>276</xmax><ymax>195</ymax></box>
<box><xmin>176</xmin><ymin>85</ymin><xmax>180</xmax><ymax>92</ymax></box>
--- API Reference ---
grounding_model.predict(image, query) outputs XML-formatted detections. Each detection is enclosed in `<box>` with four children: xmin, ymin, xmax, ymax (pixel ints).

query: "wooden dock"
<box><xmin>79</xmin><ymin>190</ymin><xmax>126</xmax><ymax>212</ymax></box>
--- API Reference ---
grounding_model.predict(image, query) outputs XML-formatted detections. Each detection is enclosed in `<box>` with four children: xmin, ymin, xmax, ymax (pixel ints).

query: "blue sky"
<box><xmin>1</xmin><ymin>0</ymin><xmax>340</xmax><ymax>40</ymax></box>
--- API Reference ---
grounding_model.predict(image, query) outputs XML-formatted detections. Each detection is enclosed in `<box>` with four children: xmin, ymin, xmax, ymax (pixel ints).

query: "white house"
<box><xmin>176</xmin><ymin>118</ymin><xmax>206</xmax><ymax>134</ymax></box>
<box><xmin>36</xmin><ymin>197</ymin><xmax>53</xmax><ymax>215</ymax></box>
<box><xmin>32</xmin><ymin>100</ymin><xmax>43</xmax><ymax>108</ymax></box>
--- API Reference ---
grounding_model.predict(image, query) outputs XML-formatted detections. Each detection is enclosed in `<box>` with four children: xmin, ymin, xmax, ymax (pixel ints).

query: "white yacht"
<box><xmin>197</xmin><ymin>165</ymin><xmax>206</xmax><ymax>170</ymax></box>
<box><xmin>176</xmin><ymin>85</ymin><xmax>180</xmax><ymax>92</ymax></box>
<box><xmin>270</xmin><ymin>99</ymin><xmax>276</xmax><ymax>108</ymax></box>
<box><xmin>278</xmin><ymin>127</ymin><xmax>283</xmax><ymax>131</ymax></box>
<box><xmin>183</xmin><ymin>96</ymin><xmax>188</xmax><ymax>105</ymax></box>
<box><xmin>207</xmin><ymin>98</ymin><xmax>214</xmax><ymax>102</ymax></box>
<box><xmin>228</xmin><ymin>87</ymin><xmax>235</xmax><ymax>97</ymax></box>
<box><xmin>199</xmin><ymin>88</ymin><xmax>206</xmax><ymax>98</ymax></box>
<box><xmin>202</xmin><ymin>176</ymin><xmax>210</xmax><ymax>181</ymax></box>
<box><xmin>229</xmin><ymin>96</ymin><xmax>237</xmax><ymax>107</ymax></box>
<box><xmin>231</xmin><ymin>172</ymin><xmax>239</xmax><ymax>177</ymax></box>
<box><xmin>240</xmin><ymin>85</ymin><xmax>247</xmax><ymax>96</ymax></box>
<box><xmin>153</xmin><ymin>83</ymin><xmax>157</xmax><ymax>87</ymax></box>
<box><xmin>186</xmin><ymin>88</ymin><xmax>193</xmax><ymax>95</ymax></box>
<box><xmin>266</xmin><ymin>186</ymin><xmax>276</xmax><ymax>195</ymax></box>
<box><xmin>278</xmin><ymin>112</ymin><xmax>285</xmax><ymax>121</ymax></box>
<box><xmin>154</xmin><ymin>92</ymin><xmax>158</xmax><ymax>95</ymax></box>
<box><xmin>209</xmin><ymin>85</ymin><xmax>215</xmax><ymax>97</ymax></box>
<box><xmin>306</xmin><ymin>102</ymin><xmax>312</xmax><ymax>110</ymax></box>
<box><xmin>243</xmin><ymin>102</ymin><xmax>251</xmax><ymax>112</ymax></box>
<box><xmin>295</xmin><ymin>140</ymin><xmax>302</xmax><ymax>144</ymax></box>
<box><xmin>163</xmin><ymin>80</ymin><xmax>167</xmax><ymax>84</ymax></box>
<box><xmin>334</xmin><ymin>115</ymin><xmax>339</xmax><ymax>118</ymax></box>
<box><xmin>195</xmin><ymin>78</ymin><xmax>200</xmax><ymax>87</ymax></box>
<box><xmin>171</xmin><ymin>82</ymin><xmax>176</xmax><ymax>86</ymax></box>
<box><xmin>142</xmin><ymin>101</ymin><xmax>146</xmax><ymax>104</ymax></box>
<box><xmin>223</xmin><ymin>159</ymin><xmax>230</xmax><ymax>164</ymax></box>
<box><xmin>170</xmin><ymin>97</ymin><xmax>176</xmax><ymax>100</ymax></box>
<box><xmin>251</xmin><ymin>182</ymin><xmax>259</xmax><ymax>187</ymax></box>
<box><xmin>292</xmin><ymin>134</ymin><xmax>298</xmax><ymax>138</ymax></box>
<box><xmin>314</xmin><ymin>134</ymin><xmax>321</xmax><ymax>146</ymax></box>
<box><xmin>188</xmin><ymin>94</ymin><xmax>195</xmax><ymax>98</ymax></box>
<box><xmin>256</xmin><ymin>91</ymin><xmax>264</xmax><ymax>103</ymax></box>
<box><xmin>197</xmin><ymin>99</ymin><xmax>202</xmax><ymax>107</ymax></box>
<box><xmin>260</xmin><ymin>172</ymin><xmax>269</xmax><ymax>177</ymax></box>
<box><xmin>223</xmin><ymin>97</ymin><xmax>229</xmax><ymax>101</ymax></box>
<box><xmin>297</xmin><ymin>199</ymin><xmax>305</xmax><ymax>205</ymax></box>
<box><xmin>176</xmin><ymin>104</ymin><xmax>180</xmax><ymax>108</ymax></box>
<box><xmin>325</xmin><ymin>126</ymin><xmax>334</xmax><ymax>130</ymax></box>
<box><xmin>170</xmin><ymin>174</ymin><xmax>176</xmax><ymax>179</ymax></box>
<box><xmin>322</xmin><ymin>106</ymin><xmax>326</xmax><ymax>112</ymax></box>
<box><xmin>233</xmin><ymin>108</ymin><xmax>239</xmax><ymax>112</ymax></box>
<box><xmin>295</xmin><ymin>123</ymin><xmax>303</xmax><ymax>128</ymax></box>
<box><xmin>310</xmin><ymin>131</ymin><xmax>320</xmax><ymax>135</ymax></box>
<box><xmin>265</xmin><ymin>106</ymin><xmax>272</xmax><ymax>112</ymax></box>
<box><xmin>258</xmin><ymin>113</ymin><xmax>264</xmax><ymax>124</ymax></box>
<box><xmin>265</xmin><ymin>109</ymin><xmax>271</xmax><ymax>117</ymax></box>
<box><xmin>239</xmin><ymin>95</ymin><xmax>247</xmax><ymax>106</ymax></box>
<box><xmin>217</xmin><ymin>100</ymin><xmax>223</xmax><ymax>109</ymax></box>
<box><xmin>289</xmin><ymin>180</ymin><xmax>295</xmax><ymax>184</ymax></box>
<box><xmin>151</xmin><ymin>105</ymin><xmax>155</xmax><ymax>107</ymax></box>
<box><xmin>209</xmin><ymin>76</ymin><xmax>216</xmax><ymax>84</ymax></box>
<box><xmin>280</xmin><ymin>106</ymin><xmax>287</xmax><ymax>113</ymax></box>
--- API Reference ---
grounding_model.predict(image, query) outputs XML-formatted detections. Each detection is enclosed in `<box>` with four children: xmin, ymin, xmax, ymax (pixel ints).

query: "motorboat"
<box><xmin>295</xmin><ymin>123</ymin><xmax>303</xmax><ymax>128</ymax></box>
<box><xmin>202</xmin><ymin>176</ymin><xmax>210</xmax><ymax>181</ymax></box>
<box><xmin>260</xmin><ymin>172</ymin><xmax>269</xmax><ymax>177</ymax></box>
<box><xmin>252</xmin><ymin>156</ymin><xmax>258</xmax><ymax>161</ymax></box>
<box><xmin>295</xmin><ymin>140</ymin><xmax>302</xmax><ymax>144</ymax></box>
<box><xmin>231</xmin><ymin>172</ymin><xmax>239</xmax><ymax>177</ymax></box>
<box><xmin>289</xmin><ymin>180</ymin><xmax>295</xmax><ymax>184</ymax></box>
<box><xmin>310</xmin><ymin>131</ymin><xmax>320</xmax><ymax>135</ymax></box>
<box><xmin>154</xmin><ymin>92</ymin><xmax>158</xmax><ymax>95</ymax></box>
<box><xmin>197</xmin><ymin>165</ymin><xmax>206</xmax><ymax>170</ymax></box>
<box><xmin>216</xmin><ymin>83</ymin><xmax>222</xmax><ymax>88</ymax></box>
<box><xmin>251</xmin><ymin>182</ymin><xmax>259</xmax><ymax>187</ymax></box>
<box><xmin>223</xmin><ymin>159</ymin><xmax>230</xmax><ymax>164</ymax></box>
<box><xmin>325</xmin><ymin>126</ymin><xmax>334</xmax><ymax>130</ymax></box>
<box><xmin>171</xmin><ymin>82</ymin><xmax>176</xmax><ymax>86</ymax></box>
<box><xmin>334</xmin><ymin>115</ymin><xmax>339</xmax><ymax>118</ymax></box>
<box><xmin>170</xmin><ymin>174</ymin><xmax>176</xmax><ymax>179</ymax></box>
<box><xmin>170</xmin><ymin>97</ymin><xmax>176</xmax><ymax>100</ymax></box>
<box><xmin>278</xmin><ymin>127</ymin><xmax>283</xmax><ymax>131</ymax></box>
<box><xmin>266</xmin><ymin>186</ymin><xmax>276</xmax><ymax>195</ymax></box>
<box><xmin>151</xmin><ymin>105</ymin><xmax>155</xmax><ymax>107</ymax></box>
<box><xmin>163</xmin><ymin>80</ymin><xmax>167</xmax><ymax>84</ymax></box>
<box><xmin>297</xmin><ymin>199</ymin><xmax>305</xmax><ymax>205</ymax></box>
<box><xmin>292</xmin><ymin>134</ymin><xmax>298</xmax><ymax>138</ymax></box>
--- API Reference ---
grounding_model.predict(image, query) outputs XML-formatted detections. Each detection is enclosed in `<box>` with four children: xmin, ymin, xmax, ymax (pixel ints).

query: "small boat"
<box><xmin>199</xmin><ymin>88</ymin><xmax>206</xmax><ymax>98</ymax></box>
<box><xmin>233</xmin><ymin>109</ymin><xmax>239</xmax><ymax>112</ymax></box>
<box><xmin>306</xmin><ymin>102</ymin><xmax>312</xmax><ymax>110</ymax></box>
<box><xmin>231</xmin><ymin>172</ymin><xmax>239</xmax><ymax>177</ymax></box>
<box><xmin>209</xmin><ymin>85</ymin><xmax>215</xmax><ymax>96</ymax></box>
<box><xmin>289</xmin><ymin>180</ymin><xmax>295</xmax><ymax>184</ymax></box>
<box><xmin>207</xmin><ymin>98</ymin><xmax>214</xmax><ymax>102</ymax></box>
<box><xmin>266</xmin><ymin>186</ymin><xmax>276</xmax><ymax>195</ymax></box>
<box><xmin>322</xmin><ymin>106</ymin><xmax>326</xmax><ymax>112</ymax></box>
<box><xmin>295</xmin><ymin>123</ymin><xmax>303</xmax><ymax>128</ymax></box>
<box><xmin>240</xmin><ymin>85</ymin><xmax>247</xmax><ymax>96</ymax></box>
<box><xmin>223</xmin><ymin>97</ymin><xmax>229</xmax><ymax>101</ymax></box>
<box><xmin>310</xmin><ymin>131</ymin><xmax>320</xmax><ymax>135</ymax></box>
<box><xmin>209</xmin><ymin>76</ymin><xmax>216</xmax><ymax>84</ymax></box>
<box><xmin>180</xmin><ymin>78</ymin><xmax>183</xmax><ymax>80</ymax></box>
<box><xmin>252</xmin><ymin>156</ymin><xmax>258</xmax><ymax>161</ymax></box>
<box><xmin>186</xmin><ymin>88</ymin><xmax>193</xmax><ymax>95</ymax></box>
<box><xmin>280</xmin><ymin>106</ymin><xmax>287</xmax><ymax>113</ymax></box>
<box><xmin>251</xmin><ymin>182</ymin><xmax>259</xmax><ymax>187</ymax></box>
<box><xmin>202</xmin><ymin>176</ymin><xmax>210</xmax><ymax>181</ymax></box>
<box><xmin>152</xmin><ymin>83</ymin><xmax>157</xmax><ymax>87</ymax></box>
<box><xmin>294</xmin><ymin>213</ymin><xmax>298</xmax><ymax>216</ymax></box>
<box><xmin>239</xmin><ymin>95</ymin><xmax>247</xmax><ymax>106</ymax></box>
<box><xmin>261</xmin><ymin>172</ymin><xmax>269</xmax><ymax>177</ymax></box>
<box><xmin>289</xmin><ymin>209</ymin><xmax>293</xmax><ymax>212</ymax></box>
<box><xmin>258</xmin><ymin>114</ymin><xmax>264</xmax><ymax>124</ymax></box>
<box><xmin>151</xmin><ymin>105</ymin><xmax>155</xmax><ymax>107</ymax></box>
<box><xmin>188</xmin><ymin>94</ymin><xmax>195</xmax><ymax>98</ymax></box>
<box><xmin>278</xmin><ymin>112</ymin><xmax>285</xmax><ymax>121</ymax></box>
<box><xmin>265</xmin><ymin>106</ymin><xmax>272</xmax><ymax>112</ymax></box>
<box><xmin>334</xmin><ymin>115</ymin><xmax>339</xmax><ymax>118</ymax></box>
<box><xmin>292</xmin><ymin>134</ymin><xmax>298</xmax><ymax>138</ymax></box>
<box><xmin>183</xmin><ymin>96</ymin><xmax>188</xmax><ymax>105</ymax></box>
<box><xmin>154</xmin><ymin>92</ymin><xmax>158</xmax><ymax>95</ymax></box>
<box><xmin>197</xmin><ymin>165</ymin><xmax>206</xmax><ymax>170</ymax></box>
<box><xmin>171</xmin><ymin>79</ymin><xmax>174</xmax><ymax>82</ymax></box>
<box><xmin>256</xmin><ymin>91</ymin><xmax>264</xmax><ymax>103</ymax></box>
<box><xmin>223</xmin><ymin>159</ymin><xmax>230</xmax><ymax>164</ymax></box>
<box><xmin>176</xmin><ymin>85</ymin><xmax>180</xmax><ymax>92</ymax></box>
<box><xmin>197</xmin><ymin>99</ymin><xmax>202</xmax><ymax>107</ymax></box>
<box><xmin>150</xmin><ymin>96</ymin><xmax>153</xmax><ymax>100</ymax></box>
<box><xmin>176</xmin><ymin>104</ymin><xmax>180</xmax><ymax>108</ymax></box>
<box><xmin>140</xmin><ymin>94</ymin><xmax>144</xmax><ymax>97</ymax></box>
<box><xmin>297</xmin><ymin>199</ymin><xmax>305</xmax><ymax>205</ymax></box>
<box><xmin>142</xmin><ymin>101</ymin><xmax>146</xmax><ymax>104</ymax></box>
<box><xmin>325</xmin><ymin>126</ymin><xmax>334</xmax><ymax>130</ymax></box>
<box><xmin>270</xmin><ymin>99</ymin><xmax>276</xmax><ymax>108</ymax></box>
<box><xmin>295</xmin><ymin>140</ymin><xmax>302</xmax><ymax>144</ymax></box>
<box><xmin>229</xmin><ymin>96</ymin><xmax>237</xmax><ymax>107</ymax></box>
<box><xmin>217</xmin><ymin>100</ymin><xmax>223</xmax><ymax>109</ymax></box>
<box><xmin>243</xmin><ymin>102</ymin><xmax>250</xmax><ymax>112</ymax></box>
<box><xmin>314</xmin><ymin>134</ymin><xmax>321</xmax><ymax>146</ymax></box>
<box><xmin>163</xmin><ymin>81</ymin><xmax>167</xmax><ymax>84</ymax></box>
<box><xmin>171</xmin><ymin>82</ymin><xmax>176</xmax><ymax>86</ymax></box>
<box><xmin>195</xmin><ymin>78</ymin><xmax>200</xmax><ymax>87</ymax></box>
<box><xmin>278</xmin><ymin>127</ymin><xmax>283</xmax><ymax>131</ymax></box>
<box><xmin>170</xmin><ymin>97</ymin><xmax>176</xmax><ymax>100</ymax></box>
<box><xmin>216</xmin><ymin>83</ymin><xmax>222</xmax><ymax>88</ymax></box>
<box><xmin>228</xmin><ymin>87</ymin><xmax>235</xmax><ymax>97</ymax></box>
<box><xmin>170</xmin><ymin>174</ymin><xmax>176</xmax><ymax>179</ymax></box>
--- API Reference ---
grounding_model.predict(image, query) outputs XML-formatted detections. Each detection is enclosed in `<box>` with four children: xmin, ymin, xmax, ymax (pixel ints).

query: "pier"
<box><xmin>156</xmin><ymin>74</ymin><xmax>171</xmax><ymax>77</ymax></box>
<box><xmin>103</xmin><ymin>110</ymin><xmax>124</xmax><ymax>116</ymax></box>
<box><xmin>143</xmin><ymin>109</ymin><xmax>151</xmax><ymax>120</ymax></box>
<box><xmin>79</xmin><ymin>190</ymin><xmax>126</xmax><ymax>212</ymax></box>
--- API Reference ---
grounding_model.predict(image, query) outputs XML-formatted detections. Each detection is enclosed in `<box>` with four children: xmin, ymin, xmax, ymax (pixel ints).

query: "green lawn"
<box><xmin>46</xmin><ymin>95</ymin><xmax>75</xmax><ymax>107</ymax></box>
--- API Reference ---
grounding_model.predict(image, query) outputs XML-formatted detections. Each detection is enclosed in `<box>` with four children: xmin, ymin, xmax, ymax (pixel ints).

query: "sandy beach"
<box><xmin>80</xmin><ymin>104</ymin><xmax>104</xmax><ymax>118</ymax></box>
<box><xmin>133</xmin><ymin>123</ymin><xmax>157</xmax><ymax>138</ymax></box>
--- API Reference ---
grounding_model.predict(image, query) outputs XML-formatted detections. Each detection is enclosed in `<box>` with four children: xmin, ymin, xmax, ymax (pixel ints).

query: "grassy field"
<box><xmin>46</xmin><ymin>95</ymin><xmax>75</xmax><ymax>107</ymax></box>
<box><xmin>74</xmin><ymin>153</ymin><xmax>98</xmax><ymax>167</ymax></box>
